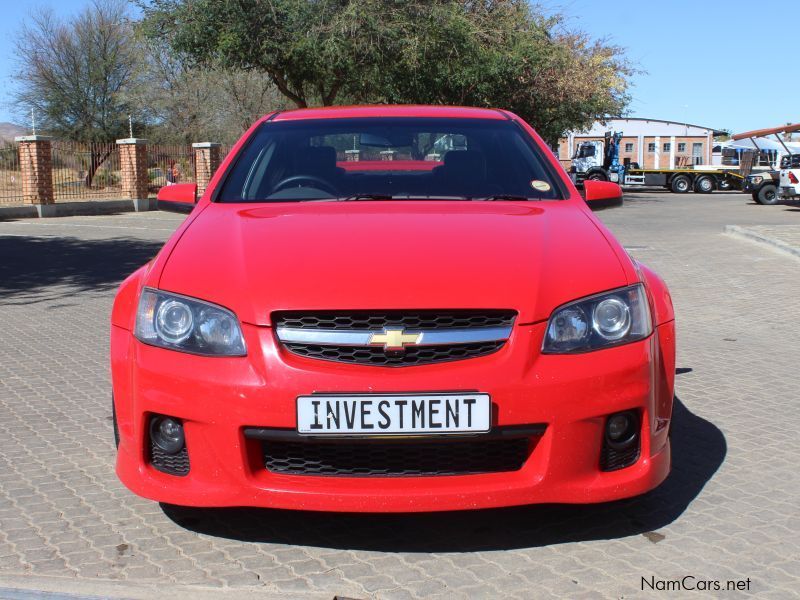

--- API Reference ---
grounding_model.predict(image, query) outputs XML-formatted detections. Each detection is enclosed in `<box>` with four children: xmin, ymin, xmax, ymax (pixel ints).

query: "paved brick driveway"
<box><xmin>0</xmin><ymin>193</ymin><xmax>798</xmax><ymax>599</ymax></box>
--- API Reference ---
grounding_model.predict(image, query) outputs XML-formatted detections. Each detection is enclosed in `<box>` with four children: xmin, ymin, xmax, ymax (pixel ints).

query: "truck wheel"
<box><xmin>694</xmin><ymin>176</ymin><xmax>715</xmax><ymax>193</ymax></box>
<box><xmin>670</xmin><ymin>175</ymin><xmax>691</xmax><ymax>193</ymax></box>
<box><xmin>586</xmin><ymin>170</ymin><xmax>608</xmax><ymax>181</ymax></box>
<box><xmin>756</xmin><ymin>184</ymin><xmax>779</xmax><ymax>205</ymax></box>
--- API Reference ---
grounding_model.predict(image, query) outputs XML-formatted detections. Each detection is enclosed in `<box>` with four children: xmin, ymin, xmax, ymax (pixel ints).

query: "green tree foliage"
<box><xmin>139</xmin><ymin>0</ymin><xmax>633</xmax><ymax>143</ymax></box>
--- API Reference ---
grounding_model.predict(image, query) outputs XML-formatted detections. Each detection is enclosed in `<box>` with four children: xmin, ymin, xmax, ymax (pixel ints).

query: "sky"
<box><xmin>0</xmin><ymin>0</ymin><xmax>796</xmax><ymax>134</ymax></box>
<box><xmin>559</xmin><ymin>0</ymin><xmax>798</xmax><ymax>133</ymax></box>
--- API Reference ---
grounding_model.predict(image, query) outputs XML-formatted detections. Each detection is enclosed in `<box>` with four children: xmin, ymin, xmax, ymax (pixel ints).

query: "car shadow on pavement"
<box><xmin>0</xmin><ymin>235</ymin><xmax>163</xmax><ymax>303</ymax></box>
<box><xmin>162</xmin><ymin>397</ymin><xmax>726</xmax><ymax>551</ymax></box>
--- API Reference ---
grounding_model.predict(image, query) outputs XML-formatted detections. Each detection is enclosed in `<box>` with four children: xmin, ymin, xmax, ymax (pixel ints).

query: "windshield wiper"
<box><xmin>471</xmin><ymin>194</ymin><xmax>537</xmax><ymax>202</ymax></box>
<box><xmin>339</xmin><ymin>194</ymin><xmax>395</xmax><ymax>201</ymax></box>
<box><xmin>337</xmin><ymin>194</ymin><xmax>475</xmax><ymax>202</ymax></box>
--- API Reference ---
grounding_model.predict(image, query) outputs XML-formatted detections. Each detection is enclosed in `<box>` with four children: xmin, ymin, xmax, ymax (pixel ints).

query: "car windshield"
<box><xmin>217</xmin><ymin>117</ymin><xmax>563</xmax><ymax>202</ymax></box>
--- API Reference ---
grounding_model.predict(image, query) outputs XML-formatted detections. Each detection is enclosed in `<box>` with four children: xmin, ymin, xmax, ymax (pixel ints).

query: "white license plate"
<box><xmin>296</xmin><ymin>393</ymin><xmax>491</xmax><ymax>435</ymax></box>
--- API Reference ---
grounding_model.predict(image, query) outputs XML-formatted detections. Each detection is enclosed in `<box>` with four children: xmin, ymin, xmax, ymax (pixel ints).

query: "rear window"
<box><xmin>217</xmin><ymin>117</ymin><xmax>563</xmax><ymax>202</ymax></box>
<box><xmin>780</xmin><ymin>154</ymin><xmax>800</xmax><ymax>169</ymax></box>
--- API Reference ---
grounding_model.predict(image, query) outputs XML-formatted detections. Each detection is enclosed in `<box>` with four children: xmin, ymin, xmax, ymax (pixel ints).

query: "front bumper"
<box><xmin>112</xmin><ymin>320</ymin><xmax>674</xmax><ymax>512</ymax></box>
<box><xmin>742</xmin><ymin>181</ymin><xmax>757</xmax><ymax>193</ymax></box>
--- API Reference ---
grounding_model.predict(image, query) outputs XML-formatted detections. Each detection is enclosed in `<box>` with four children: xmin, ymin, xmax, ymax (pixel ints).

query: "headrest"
<box><xmin>298</xmin><ymin>146</ymin><xmax>338</xmax><ymax>171</ymax></box>
<box><xmin>443</xmin><ymin>150</ymin><xmax>485</xmax><ymax>175</ymax></box>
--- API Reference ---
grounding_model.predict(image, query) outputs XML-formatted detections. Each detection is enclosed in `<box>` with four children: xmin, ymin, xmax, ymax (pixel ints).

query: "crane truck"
<box><xmin>569</xmin><ymin>131</ymin><xmax>743</xmax><ymax>193</ymax></box>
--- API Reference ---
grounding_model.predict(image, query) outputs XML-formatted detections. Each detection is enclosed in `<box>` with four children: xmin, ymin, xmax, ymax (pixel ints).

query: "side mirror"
<box><xmin>157</xmin><ymin>183</ymin><xmax>197</xmax><ymax>213</ymax></box>
<box><xmin>583</xmin><ymin>180</ymin><xmax>623</xmax><ymax>210</ymax></box>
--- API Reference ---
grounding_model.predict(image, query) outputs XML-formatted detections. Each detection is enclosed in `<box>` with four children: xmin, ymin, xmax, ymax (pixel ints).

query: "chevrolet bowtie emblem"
<box><xmin>369</xmin><ymin>328</ymin><xmax>422</xmax><ymax>351</ymax></box>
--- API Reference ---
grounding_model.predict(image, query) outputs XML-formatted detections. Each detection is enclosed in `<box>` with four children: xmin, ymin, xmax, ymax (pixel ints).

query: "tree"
<box><xmin>12</xmin><ymin>0</ymin><xmax>138</xmax><ymax>185</ymax></box>
<box><xmin>137</xmin><ymin>0</ymin><xmax>353</xmax><ymax>108</ymax></box>
<box><xmin>125</xmin><ymin>36</ymin><xmax>290</xmax><ymax>144</ymax></box>
<box><xmin>12</xmin><ymin>0</ymin><xmax>137</xmax><ymax>141</ymax></box>
<box><xmin>139</xmin><ymin>0</ymin><xmax>633</xmax><ymax>144</ymax></box>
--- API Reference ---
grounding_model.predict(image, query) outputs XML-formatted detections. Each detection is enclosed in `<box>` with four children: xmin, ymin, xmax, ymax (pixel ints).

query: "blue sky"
<box><xmin>560</xmin><ymin>0</ymin><xmax>797</xmax><ymax>133</ymax></box>
<box><xmin>0</xmin><ymin>0</ymin><xmax>795</xmax><ymax>134</ymax></box>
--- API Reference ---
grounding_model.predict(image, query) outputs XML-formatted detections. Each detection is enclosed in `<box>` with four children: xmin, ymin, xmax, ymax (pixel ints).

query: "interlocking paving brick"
<box><xmin>0</xmin><ymin>197</ymin><xmax>799</xmax><ymax>598</ymax></box>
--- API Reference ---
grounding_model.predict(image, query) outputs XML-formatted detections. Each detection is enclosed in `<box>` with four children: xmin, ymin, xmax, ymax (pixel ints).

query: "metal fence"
<box><xmin>147</xmin><ymin>144</ymin><xmax>195</xmax><ymax>195</ymax></box>
<box><xmin>0</xmin><ymin>140</ymin><xmax>235</xmax><ymax>205</ymax></box>
<box><xmin>0</xmin><ymin>142</ymin><xmax>23</xmax><ymax>204</ymax></box>
<box><xmin>51</xmin><ymin>141</ymin><xmax>124</xmax><ymax>201</ymax></box>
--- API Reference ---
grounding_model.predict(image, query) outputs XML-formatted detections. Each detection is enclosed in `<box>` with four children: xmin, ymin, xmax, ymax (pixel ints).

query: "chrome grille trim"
<box><xmin>273</xmin><ymin>310</ymin><xmax>516</xmax><ymax>330</ymax></box>
<box><xmin>276</xmin><ymin>326</ymin><xmax>512</xmax><ymax>347</ymax></box>
<box><xmin>273</xmin><ymin>310</ymin><xmax>516</xmax><ymax>366</ymax></box>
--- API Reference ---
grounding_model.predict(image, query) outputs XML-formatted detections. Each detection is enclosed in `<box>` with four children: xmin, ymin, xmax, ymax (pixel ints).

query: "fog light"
<box><xmin>605</xmin><ymin>411</ymin><xmax>638</xmax><ymax>448</ymax></box>
<box><xmin>150</xmin><ymin>416</ymin><xmax>185</xmax><ymax>454</ymax></box>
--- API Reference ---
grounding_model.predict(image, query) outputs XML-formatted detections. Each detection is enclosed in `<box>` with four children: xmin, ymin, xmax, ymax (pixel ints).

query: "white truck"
<box><xmin>569</xmin><ymin>132</ymin><xmax>743</xmax><ymax>193</ymax></box>
<box><xmin>732</xmin><ymin>123</ymin><xmax>800</xmax><ymax>204</ymax></box>
<box><xmin>779</xmin><ymin>154</ymin><xmax>800</xmax><ymax>201</ymax></box>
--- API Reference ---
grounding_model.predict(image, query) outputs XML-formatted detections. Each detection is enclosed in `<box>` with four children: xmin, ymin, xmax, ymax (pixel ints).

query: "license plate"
<box><xmin>296</xmin><ymin>393</ymin><xmax>491</xmax><ymax>435</ymax></box>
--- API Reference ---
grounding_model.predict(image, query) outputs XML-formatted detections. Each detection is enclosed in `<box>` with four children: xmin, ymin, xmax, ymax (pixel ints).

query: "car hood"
<box><xmin>159</xmin><ymin>201</ymin><xmax>629</xmax><ymax>326</ymax></box>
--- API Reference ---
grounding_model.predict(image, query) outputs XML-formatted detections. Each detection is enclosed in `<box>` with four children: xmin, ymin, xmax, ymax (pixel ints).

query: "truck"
<box><xmin>779</xmin><ymin>153</ymin><xmax>800</xmax><ymax>201</ymax></box>
<box><xmin>731</xmin><ymin>122</ymin><xmax>800</xmax><ymax>204</ymax></box>
<box><xmin>741</xmin><ymin>171</ymin><xmax>780</xmax><ymax>205</ymax></box>
<box><xmin>569</xmin><ymin>131</ymin><xmax>743</xmax><ymax>193</ymax></box>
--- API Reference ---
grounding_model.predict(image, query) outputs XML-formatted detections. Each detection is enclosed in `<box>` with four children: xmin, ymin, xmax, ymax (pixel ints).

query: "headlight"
<box><xmin>134</xmin><ymin>288</ymin><xmax>246</xmax><ymax>356</ymax></box>
<box><xmin>543</xmin><ymin>284</ymin><xmax>652</xmax><ymax>353</ymax></box>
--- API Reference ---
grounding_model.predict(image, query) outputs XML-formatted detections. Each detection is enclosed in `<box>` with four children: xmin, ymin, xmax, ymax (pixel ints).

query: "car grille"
<box><xmin>149</xmin><ymin>442</ymin><xmax>190</xmax><ymax>476</ymax></box>
<box><xmin>274</xmin><ymin>310</ymin><xmax>515</xmax><ymax>367</ymax></box>
<box><xmin>283</xmin><ymin>340</ymin><xmax>504</xmax><ymax>366</ymax></box>
<box><xmin>261</xmin><ymin>437</ymin><xmax>533</xmax><ymax>477</ymax></box>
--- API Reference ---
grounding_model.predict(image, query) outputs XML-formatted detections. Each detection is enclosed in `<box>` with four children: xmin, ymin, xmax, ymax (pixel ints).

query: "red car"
<box><xmin>112</xmin><ymin>105</ymin><xmax>675</xmax><ymax>512</ymax></box>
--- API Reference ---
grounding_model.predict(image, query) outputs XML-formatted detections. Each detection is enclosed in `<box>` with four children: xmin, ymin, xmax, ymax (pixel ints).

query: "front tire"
<box><xmin>586</xmin><ymin>170</ymin><xmax>608</xmax><ymax>182</ymax></box>
<box><xmin>756</xmin><ymin>184</ymin><xmax>779</xmax><ymax>205</ymax></box>
<box><xmin>670</xmin><ymin>175</ymin><xmax>691</xmax><ymax>193</ymax></box>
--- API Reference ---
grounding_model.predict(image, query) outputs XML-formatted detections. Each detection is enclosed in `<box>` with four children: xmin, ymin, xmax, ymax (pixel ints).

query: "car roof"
<box><xmin>269</xmin><ymin>105</ymin><xmax>511</xmax><ymax>122</ymax></box>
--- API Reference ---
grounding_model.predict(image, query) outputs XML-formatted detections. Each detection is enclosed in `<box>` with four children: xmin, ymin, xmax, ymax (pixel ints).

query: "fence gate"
<box><xmin>51</xmin><ymin>141</ymin><xmax>124</xmax><ymax>200</ymax></box>
<box><xmin>0</xmin><ymin>141</ymin><xmax>22</xmax><ymax>204</ymax></box>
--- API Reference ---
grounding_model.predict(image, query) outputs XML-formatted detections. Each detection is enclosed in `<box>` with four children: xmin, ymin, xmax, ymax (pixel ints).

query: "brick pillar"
<box><xmin>192</xmin><ymin>142</ymin><xmax>221</xmax><ymax>197</ymax></box>
<box><xmin>117</xmin><ymin>138</ymin><xmax>149</xmax><ymax>210</ymax></box>
<box><xmin>16</xmin><ymin>136</ymin><xmax>54</xmax><ymax>213</ymax></box>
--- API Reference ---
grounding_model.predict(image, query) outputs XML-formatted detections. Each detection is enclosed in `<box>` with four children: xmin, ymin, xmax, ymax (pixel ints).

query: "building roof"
<box><xmin>612</xmin><ymin>117</ymin><xmax>722</xmax><ymax>131</ymax></box>
<box><xmin>564</xmin><ymin>117</ymin><xmax>726</xmax><ymax>137</ymax></box>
